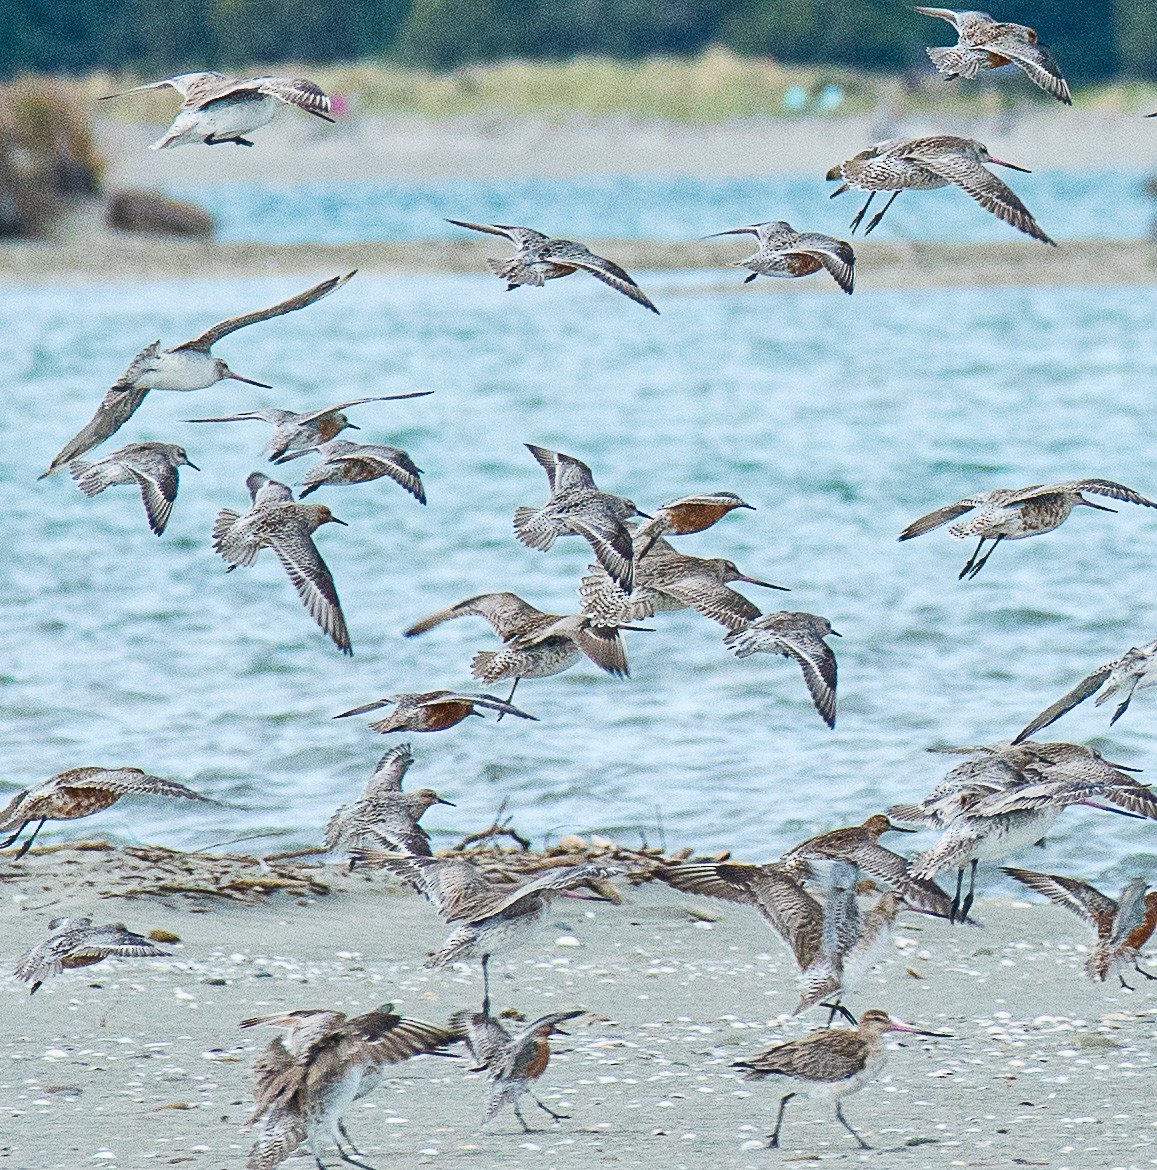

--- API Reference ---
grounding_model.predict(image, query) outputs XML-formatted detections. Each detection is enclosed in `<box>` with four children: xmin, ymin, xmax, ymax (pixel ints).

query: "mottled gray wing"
<box><xmin>247</xmin><ymin>1109</ymin><xmax>306</xmax><ymax>1170</ymax></box>
<box><xmin>1108</xmin><ymin>878</ymin><xmax>1150</xmax><ymax>945</ymax></box>
<box><xmin>544</xmin><ymin>241</ymin><xmax>659</xmax><ymax>313</ymax></box>
<box><xmin>176</xmin><ymin>272</ymin><xmax>355</xmax><ymax>351</ymax></box>
<box><xmin>405</xmin><ymin>592</ymin><xmax>548</xmax><ymax>641</ymax></box>
<box><xmin>445</xmin><ymin>220</ymin><xmax>549</xmax><ymax>249</ymax></box>
<box><xmin>990</xmin><ymin>36</ymin><xmax>1071</xmax><ymax>104</ymax></box>
<box><xmin>572</xmin><ymin>624</ymin><xmax>631</xmax><ymax>677</ymax></box>
<box><xmin>523</xmin><ymin>444</ymin><xmax>595</xmax><ymax>493</ymax></box>
<box><xmin>248</xmin><ymin>76</ymin><xmax>333</xmax><ymax>119</ymax></box>
<box><xmin>667</xmin><ymin>574</ymin><xmax>761</xmax><ymax>630</ymax></box>
<box><xmin>1002</xmin><ymin>867</ymin><xmax>1118</xmax><ymax>928</ymax></box>
<box><xmin>55</xmin><ymin>766</ymin><xmax>208</xmax><ymax>801</ymax></box>
<box><xmin>570</xmin><ymin>512</ymin><xmax>635</xmax><ymax>593</ymax></box>
<box><xmin>354</xmin><ymin>1012</ymin><xmax>457</xmax><ymax>1063</ymax></box>
<box><xmin>1068</xmin><ymin>479</ymin><xmax>1157</xmax><ymax>508</ymax></box>
<box><xmin>364</xmin><ymin>744</ymin><xmax>414</xmax><ymax>795</ymax></box>
<box><xmin>329</xmin><ymin>447</ymin><xmax>426</xmax><ymax>503</ymax></box>
<box><xmin>898</xmin><ymin>500</ymin><xmax>977</xmax><ymax>540</ymax></box>
<box><xmin>127</xmin><ymin>463</ymin><xmax>179</xmax><ymax>536</ymax></box>
<box><xmin>793</xmin><ymin>234</ymin><xmax>856</xmax><ymax>294</ymax></box>
<box><xmin>267</xmin><ymin>529</ymin><xmax>352</xmax><ymax>655</ymax></box>
<box><xmin>778</xmin><ymin>630</ymin><xmax>838</xmax><ymax>729</ymax></box>
<box><xmin>577</xmin><ymin>565</ymin><xmax>654</xmax><ymax>624</ymax></box>
<box><xmin>248</xmin><ymin>472</ymin><xmax>295</xmax><ymax>505</ymax></box>
<box><xmin>293</xmin><ymin>394</ymin><xmax>431</xmax><ymax>426</ymax></box>
<box><xmin>449</xmin><ymin>1010</ymin><xmax>510</xmax><ymax>1069</ymax></box>
<box><xmin>1012</xmin><ymin>662</ymin><xmax>1114</xmax><ymax>744</ymax></box>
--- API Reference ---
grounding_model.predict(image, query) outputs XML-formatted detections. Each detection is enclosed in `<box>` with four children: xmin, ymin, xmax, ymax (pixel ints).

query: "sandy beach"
<box><xmin>0</xmin><ymin>845</ymin><xmax>1154</xmax><ymax>1170</ymax></box>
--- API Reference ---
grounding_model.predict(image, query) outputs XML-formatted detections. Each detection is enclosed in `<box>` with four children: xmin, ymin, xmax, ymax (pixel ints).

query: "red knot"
<box><xmin>733</xmin><ymin>1009</ymin><xmax>951</xmax><ymax>1150</ymax></box>
<box><xmin>633</xmin><ymin>491</ymin><xmax>755</xmax><ymax>558</ymax></box>
<box><xmin>274</xmin><ymin>439</ymin><xmax>426</xmax><ymax>503</ymax></box>
<box><xmin>1014</xmin><ymin>638</ymin><xmax>1157</xmax><ymax>742</ymax></box>
<box><xmin>725</xmin><ymin>612</ymin><xmax>840</xmax><ymax>728</ymax></box>
<box><xmin>446</xmin><ymin>219</ymin><xmax>658</xmax><ymax>313</ymax></box>
<box><xmin>334</xmin><ymin>690</ymin><xmax>538</xmax><ymax>734</ymax></box>
<box><xmin>213</xmin><ymin>471</ymin><xmax>352</xmax><ymax>654</ymax></box>
<box><xmin>14</xmin><ymin>916</ymin><xmax>169</xmax><ymax>995</ymax></box>
<box><xmin>1003</xmin><ymin>868</ymin><xmax>1157</xmax><ymax>987</ymax></box>
<box><xmin>916</xmin><ymin>8</ymin><xmax>1071</xmax><ymax>103</ymax></box>
<box><xmin>899</xmin><ymin>478</ymin><xmax>1157</xmax><ymax>579</ymax></box>
<box><xmin>41</xmin><ymin>273</ymin><xmax>354</xmax><ymax>476</ymax></box>
<box><xmin>826</xmin><ymin>135</ymin><xmax>1053</xmax><ymax>243</ymax></box>
<box><xmin>707</xmin><ymin>221</ymin><xmax>855</xmax><ymax>293</ymax></box>
<box><xmin>101</xmin><ymin>72</ymin><xmax>334</xmax><ymax>149</ymax></box>
<box><xmin>68</xmin><ymin>441</ymin><xmax>198</xmax><ymax>536</ymax></box>
<box><xmin>0</xmin><ymin>765</ymin><xmax>210</xmax><ymax>858</ymax></box>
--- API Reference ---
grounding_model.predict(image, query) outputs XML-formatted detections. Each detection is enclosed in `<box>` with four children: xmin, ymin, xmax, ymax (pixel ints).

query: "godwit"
<box><xmin>826</xmin><ymin>135</ymin><xmax>1053</xmax><ymax>242</ymax></box>
<box><xmin>916</xmin><ymin>8</ymin><xmax>1072</xmax><ymax>104</ymax></box>
<box><xmin>633</xmin><ymin>491</ymin><xmax>755</xmax><ymax>559</ymax></box>
<box><xmin>14</xmin><ymin>917</ymin><xmax>169</xmax><ymax>994</ymax></box>
<box><xmin>515</xmin><ymin>445</ymin><xmax>644</xmax><ymax>593</ymax></box>
<box><xmin>899</xmin><ymin>479</ymin><xmax>1157</xmax><ymax>579</ymax></box>
<box><xmin>404</xmin><ymin>591</ymin><xmax>648</xmax><ymax>707</ymax></box>
<box><xmin>101</xmin><ymin>72</ymin><xmax>334</xmax><ymax>149</ymax></box>
<box><xmin>0</xmin><ymin>766</ymin><xmax>210</xmax><ymax>858</ymax></box>
<box><xmin>734</xmin><ymin>1010</ymin><xmax>949</xmax><ymax>1150</ymax></box>
<box><xmin>707</xmin><ymin>221</ymin><xmax>855</xmax><ymax>293</ymax></box>
<box><xmin>1003</xmin><ymin>868</ymin><xmax>1157</xmax><ymax>987</ymax></box>
<box><xmin>446</xmin><ymin>219</ymin><xmax>659</xmax><ymax>313</ymax></box>
<box><xmin>212</xmin><ymin>472</ymin><xmax>352</xmax><ymax>654</ymax></box>
<box><xmin>579</xmin><ymin>535</ymin><xmax>787</xmax><ymax>633</ymax></box>
<box><xmin>41</xmin><ymin>273</ymin><xmax>354</xmax><ymax>476</ymax></box>
<box><xmin>243</xmin><ymin>1005</ymin><xmax>457</xmax><ymax>1170</ymax></box>
<box><xmin>274</xmin><ymin>439</ymin><xmax>426</xmax><ymax>503</ymax></box>
<box><xmin>1014</xmin><ymin>639</ymin><xmax>1157</xmax><ymax>742</ymax></box>
<box><xmin>68</xmin><ymin>441</ymin><xmax>198</xmax><ymax>536</ymax></box>
<box><xmin>350</xmin><ymin>850</ymin><xmax>621</xmax><ymax>1002</ymax></box>
<box><xmin>324</xmin><ymin>744</ymin><xmax>454</xmax><ymax>860</ymax></box>
<box><xmin>185</xmin><ymin>392</ymin><xmax>432</xmax><ymax>461</ymax></box>
<box><xmin>333</xmin><ymin>689</ymin><xmax>538</xmax><ymax>733</ymax></box>
<box><xmin>451</xmin><ymin>1004</ymin><xmax>585</xmax><ymax>1131</ymax></box>
<box><xmin>725</xmin><ymin>612</ymin><xmax>841</xmax><ymax>728</ymax></box>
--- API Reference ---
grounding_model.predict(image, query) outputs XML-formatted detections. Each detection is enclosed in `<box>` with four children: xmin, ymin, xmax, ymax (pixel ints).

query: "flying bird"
<box><xmin>68</xmin><ymin>442</ymin><xmax>198</xmax><ymax>535</ymax></box>
<box><xmin>707</xmin><ymin>221</ymin><xmax>855</xmax><ymax>293</ymax></box>
<box><xmin>334</xmin><ymin>690</ymin><xmax>538</xmax><ymax>734</ymax></box>
<box><xmin>14</xmin><ymin>917</ymin><xmax>169</xmax><ymax>995</ymax></box>
<box><xmin>274</xmin><ymin>439</ymin><xmax>426</xmax><ymax>503</ymax></box>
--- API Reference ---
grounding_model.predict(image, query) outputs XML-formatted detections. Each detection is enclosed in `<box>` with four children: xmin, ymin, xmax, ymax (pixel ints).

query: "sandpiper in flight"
<box><xmin>707</xmin><ymin>221</ymin><xmax>855</xmax><ymax>293</ymax></box>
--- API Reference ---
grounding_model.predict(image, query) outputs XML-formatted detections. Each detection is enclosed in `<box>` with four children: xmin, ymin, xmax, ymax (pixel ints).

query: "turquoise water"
<box><xmin>166</xmin><ymin>170</ymin><xmax>1155</xmax><ymax>244</ymax></box>
<box><xmin>3</xmin><ymin>272</ymin><xmax>1156</xmax><ymax>882</ymax></box>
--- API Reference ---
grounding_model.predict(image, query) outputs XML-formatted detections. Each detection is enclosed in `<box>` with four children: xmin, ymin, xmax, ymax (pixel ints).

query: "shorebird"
<box><xmin>725</xmin><ymin>612</ymin><xmax>841</xmax><ymax>728</ymax></box>
<box><xmin>404</xmin><ymin>592</ymin><xmax>647</xmax><ymax>707</ymax></box>
<box><xmin>184</xmin><ymin>392</ymin><xmax>432</xmax><ymax>461</ymax></box>
<box><xmin>14</xmin><ymin>917</ymin><xmax>169</xmax><ymax>994</ymax></box>
<box><xmin>734</xmin><ymin>1010</ymin><xmax>949</xmax><ymax>1150</ymax></box>
<box><xmin>451</xmin><ymin>1004</ymin><xmax>584</xmax><ymax>1132</ymax></box>
<box><xmin>349</xmin><ymin>850</ymin><xmax>621</xmax><ymax>1001</ymax></box>
<box><xmin>1004</xmin><ymin>869</ymin><xmax>1157</xmax><ymax>987</ymax></box>
<box><xmin>707</xmin><ymin>221</ymin><xmax>855</xmax><ymax>294</ymax></box>
<box><xmin>899</xmin><ymin>479</ymin><xmax>1157</xmax><ymax>579</ymax></box>
<box><xmin>212</xmin><ymin>472</ymin><xmax>352</xmax><ymax>654</ymax></box>
<box><xmin>334</xmin><ymin>690</ymin><xmax>537</xmax><ymax>733</ymax></box>
<box><xmin>41</xmin><ymin>273</ymin><xmax>354</xmax><ymax>476</ymax></box>
<box><xmin>243</xmin><ymin>1005</ymin><xmax>457</xmax><ymax>1170</ymax></box>
<box><xmin>68</xmin><ymin>442</ymin><xmax>198</xmax><ymax>536</ymax></box>
<box><xmin>446</xmin><ymin>219</ymin><xmax>659</xmax><ymax>313</ymax></box>
<box><xmin>916</xmin><ymin>8</ymin><xmax>1072</xmax><ymax>104</ymax></box>
<box><xmin>579</xmin><ymin>534</ymin><xmax>787</xmax><ymax>633</ymax></box>
<box><xmin>101</xmin><ymin>72</ymin><xmax>334</xmax><ymax>149</ymax></box>
<box><xmin>274</xmin><ymin>439</ymin><xmax>426</xmax><ymax>503</ymax></box>
<box><xmin>324</xmin><ymin>744</ymin><xmax>454</xmax><ymax>860</ymax></box>
<box><xmin>632</xmin><ymin>491</ymin><xmax>755</xmax><ymax>558</ymax></box>
<box><xmin>0</xmin><ymin>766</ymin><xmax>210</xmax><ymax>858</ymax></box>
<box><xmin>1014</xmin><ymin>639</ymin><xmax>1157</xmax><ymax>742</ymax></box>
<box><xmin>826</xmin><ymin>136</ymin><xmax>1053</xmax><ymax>243</ymax></box>
<box><xmin>515</xmin><ymin>445</ymin><xmax>645</xmax><ymax>593</ymax></box>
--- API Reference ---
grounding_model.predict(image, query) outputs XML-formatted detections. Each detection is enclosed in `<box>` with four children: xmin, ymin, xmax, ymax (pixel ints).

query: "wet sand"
<box><xmin>1</xmin><ymin>846</ymin><xmax>1153</xmax><ymax>1169</ymax></box>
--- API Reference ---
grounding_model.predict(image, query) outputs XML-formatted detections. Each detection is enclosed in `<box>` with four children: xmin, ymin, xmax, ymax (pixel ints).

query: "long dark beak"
<box><xmin>620</xmin><ymin>625</ymin><xmax>656</xmax><ymax>632</ymax></box>
<box><xmin>273</xmin><ymin>448</ymin><xmax>315</xmax><ymax>463</ymax></box>
<box><xmin>702</xmin><ymin>227</ymin><xmax>756</xmax><ymax>239</ymax></box>
<box><xmin>988</xmin><ymin>156</ymin><xmax>1031</xmax><ymax>173</ymax></box>
<box><xmin>328</xmin><ymin>516</ymin><xmax>349</xmax><ymax>526</ymax></box>
<box><xmin>228</xmin><ymin>372</ymin><xmax>274</xmax><ymax>388</ymax></box>
<box><xmin>888</xmin><ymin>1021</ymin><xmax>954</xmax><ymax>1038</ymax></box>
<box><xmin>738</xmin><ymin>502</ymin><xmax>757</xmax><ymax>510</ymax></box>
<box><xmin>830</xmin><ymin>629</ymin><xmax>843</xmax><ymax>637</ymax></box>
<box><xmin>346</xmin><ymin>422</ymin><xmax>361</xmax><ymax>430</ymax></box>
<box><xmin>634</xmin><ymin>508</ymin><xmax>653</xmax><ymax>519</ymax></box>
<box><xmin>738</xmin><ymin>574</ymin><xmax>791</xmax><ymax>592</ymax></box>
<box><xmin>185</xmin><ymin>459</ymin><xmax>201</xmax><ymax>471</ymax></box>
<box><xmin>1079</xmin><ymin>499</ymin><xmax>1117</xmax><ymax>512</ymax></box>
<box><xmin>887</xmin><ymin>823</ymin><xmax>918</xmax><ymax>833</ymax></box>
<box><xmin>436</xmin><ymin>798</ymin><xmax>457</xmax><ymax>807</ymax></box>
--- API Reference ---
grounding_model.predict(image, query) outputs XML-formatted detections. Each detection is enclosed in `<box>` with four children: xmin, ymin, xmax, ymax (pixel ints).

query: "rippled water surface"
<box><xmin>167</xmin><ymin>170</ymin><xmax>1154</xmax><ymax>244</ymax></box>
<box><xmin>3</xmin><ymin>272</ymin><xmax>1156</xmax><ymax>879</ymax></box>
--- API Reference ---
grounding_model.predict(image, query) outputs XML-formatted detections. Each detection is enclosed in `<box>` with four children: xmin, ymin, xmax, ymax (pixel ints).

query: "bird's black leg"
<box><xmin>481</xmin><ymin>953</ymin><xmax>491</xmax><ymax>1015</ymax></box>
<box><xmin>337</xmin><ymin>1122</ymin><xmax>362</xmax><ymax>1155</ymax></box>
<box><xmin>836</xmin><ymin>1101</ymin><xmax>871</xmax><ymax>1149</ymax></box>
<box><xmin>864</xmin><ymin>190</ymin><xmax>901</xmax><ymax>235</ymax></box>
<box><xmin>495</xmin><ymin>678</ymin><xmax>519</xmax><ymax>722</ymax></box>
<box><xmin>768</xmin><ymin>1092</ymin><xmax>796</xmax><ymax>1148</ymax></box>
<box><xmin>513</xmin><ymin>1102</ymin><xmax>535</xmax><ymax>1133</ymax></box>
<box><xmin>967</xmin><ymin>536</ymin><xmax>1003</xmax><ymax>580</ymax></box>
<box><xmin>822</xmin><ymin>1000</ymin><xmax>857</xmax><ymax>1025</ymax></box>
<box><xmin>1119</xmin><ymin>973</ymin><xmax>1134</xmax><ymax>991</ymax></box>
<box><xmin>959</xmin><ymin>858</ymin><xmax>979</xmax><ymax>922</ymax></box>
<box><xmin>949</xmin><ymin>866</ymin><xmax>965</xmax><ymax>924</ymax></box>
<box><xmin>532</xmin><ymin>1092</ymin><xmax>569</xmax><ymax>1121</ymax></box>
<box><xmin>958</xmin><ymin>537</ymin><xmax>987</xmax><ymax>580</ymax></box>
<box><xmin>848</xmin><ymin>192</ymin><xmax>875</xmax><ymax>233</ymax></box>
<box><xmin>14</xmin><ymin>819</ymin><xmax>46</xmax><ymax>860</ymax></box>
<box><xmin>0</xmin><ymin>821</ymin><xmax>29</xmax><ymax>849</ymax></box>
<box><xmin>1134</xmin><ymin>962</ymin><xmax>1157</xmax><ymax>981</ymax></box>
<box><xmin>743</xmin><ymin>272</ymin><xmax>758</xmax><ymax>283</ymax></box>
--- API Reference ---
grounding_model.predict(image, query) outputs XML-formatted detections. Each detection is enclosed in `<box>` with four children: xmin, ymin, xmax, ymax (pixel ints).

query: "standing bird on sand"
<box><xmin>515</xmin><ymin>445</ymin><xmax>645</xmax><ymax>593</ymax></box>
<box><xmin>446</xmin><ymin>219</ymin><xmax>659</xmax><ymax>313</ymax></box>
<box><xmin>41</xmin><ymin>273</ymin><xmax>355</xmax><ymax>476</ymax></box>
<box><xmin>185</xmin><ymin>392</ymin><xmax>432</xmax><ymax>461</ymax></box>
<box><xmin>334</xmin><ymin>689</ymin><xmax>538</xmax><ymax>734</ymax></box>
<box><xmin>14</xmin><ymin>917</ymin><xmax>170</xmax><ymax>995</ymax></box>
<box><xmin>1003</xmin><ymin>869</ymin><xmax>1157</xmax><ymax>988</ymax></box>
<box><xmin>826</xmin><ymin>136</ymin><xmax>1052</xmax><ymax>243</ymax></box>
<box><xmin>274</xmin><ymin>439</ymin><xmax>426</xmax><ymax>503</ymax></box>
<box><xmin>451</xmin><ymin>1004</ymin><xmax>585</xmax><ymax>1132</ymax></box>
<box><xmin>68</xmin><ymin>441</ymin><xmax>198</xmax><ymax>536</ymax></box>
<box><xmin>916</xmin><ymin>8</ymin><xmax>1071</xmax><ymax>104</ymax></box>
<box><xmin>899</xmin><ymin>479</ymin><xmax>1157</xmax><ymax>580</ymax></box>
<box><xmin>212</xmin><ymin>472</ymin><xmax>352</xmax><ymax>654</ymax></box>
<box><xmin>0</xmin><ymin>766</ymin><xmax>210</xmax><ymax>858</ymax></box>
<box><xmin>101</xmin><ymin>72</ymin><xmax>334</xmax><ymax>149</ymax></box>
<box><xmin>734</xmin><ymin>1010</ymin><xmax>949</xmax><ymax>1150</ymax></box>
<box><xmin>707</xmin><ymin>221</ymin><xmax>855</xmax><ymax>294</ymax></box>
<box><xmin>725</xmin><ymin>612</ymin><xmax>841</xmax><ymax>729</ymax></box>
<box><xmin>1014</xmin><ymin>639</ymin><xmax>1157</xmax><ymax>742</ymax></box>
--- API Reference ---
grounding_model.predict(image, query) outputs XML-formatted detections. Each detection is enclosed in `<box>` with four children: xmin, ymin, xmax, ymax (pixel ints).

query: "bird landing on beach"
<box><xmin>707</xmin><ymin>221</ymin><xmax>855</xmax><ymax>293</ymax></box>
<box><xmin>916</xmin><ymin>8</ymin><xmax>1071</xmax><ymax>104</ymax></box>
<box><xmin>446</xmin><ymin>220</ymin><xmax>659</xmax><ymax>313</ymax></box>
<box><xmin>14</xmin><ymin>917</ymin><xmax>169</xmax><ymax>994</ymax></box>
<box><xmin>101</xmin><ymin>72</ymin><xmax>334</xmax><ymax>149</ymax></box>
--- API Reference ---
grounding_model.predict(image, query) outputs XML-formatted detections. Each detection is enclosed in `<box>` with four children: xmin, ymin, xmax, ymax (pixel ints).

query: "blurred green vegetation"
<box><xmin>0</xmin><ymin>0</ymin><xmax>1149</xmax><ymax>84</ymax></box>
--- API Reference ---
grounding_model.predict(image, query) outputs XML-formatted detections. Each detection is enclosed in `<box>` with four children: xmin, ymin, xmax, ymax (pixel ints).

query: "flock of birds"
<box><xmin>8</xmin><ymin>7</ymin><xmax>1157</xmax><ymax>1166</ymax></box>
